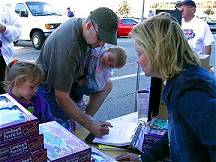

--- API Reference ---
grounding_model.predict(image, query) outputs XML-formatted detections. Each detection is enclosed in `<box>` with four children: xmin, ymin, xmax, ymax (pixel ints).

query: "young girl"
<box><xmin>4</xmin><ymin>60</ymin><xmax>57</xmax><ymax>123</ymax></box>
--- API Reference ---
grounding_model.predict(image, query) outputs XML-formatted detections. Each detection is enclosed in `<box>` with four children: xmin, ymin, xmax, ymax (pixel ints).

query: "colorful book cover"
<box><xmin>149</xmin><ymin>119</ymin><xmax>168</xmax><ymax>130</ymax></box>
<box><xmin>39</xmin><ymin>121</ymin><xmax>91</xmax><ymax>162</ymax></box>
<box><xmin>91</xmin><ymin>147</ymin><xmax>117</xmax><ymax>162</ymax></box>
<box><xmin>0</xmin><ymin>94</ymin><xmax>39</xmax><ymax>145</ymax></box>
<box><xmin>5</xmin><ymin>149</ymin><xmax>47</xmax><ymax>162</ymax></box>
<box><xmin>142</xmin><ymin>119</ymin><xmax>168</xmax><ymax>152</ymax></box>
<box><xmin>0</xmin><ymin>134</ymin><xmax>44</xmax><ymax>161</ymax></box>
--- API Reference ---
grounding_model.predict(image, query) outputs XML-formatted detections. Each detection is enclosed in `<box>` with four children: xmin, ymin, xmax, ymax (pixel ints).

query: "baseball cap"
<box><xmin>90</xmin><ymin>7</ymin><xmax>118</xmax><ymax>45</ymax></box>
<box><xmin>181</xmin><ymin>0</ymin><xmax>196</xmax><ymax>8</ymax></box>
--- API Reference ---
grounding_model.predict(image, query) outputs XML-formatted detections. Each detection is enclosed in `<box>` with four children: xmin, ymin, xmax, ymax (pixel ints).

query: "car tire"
<box><xmin>117</xmin><ymin>32</ymin><xmax>120</xmax><ymax>38</ymax></box>
<box><xmin>31</xmin><ymin>31</ymin><xmax>45</xmax><ymax>50</ymax></box>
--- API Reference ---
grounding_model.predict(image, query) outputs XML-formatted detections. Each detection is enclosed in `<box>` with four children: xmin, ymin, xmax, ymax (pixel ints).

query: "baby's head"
<box><xmin>101</xmin><ymin>46</ymin><xmax>127</xmax><ymax>69</ymax></box>
<box><xmin>5</xmin><ymin>60</ymin><xmax>44</xmax><ymax>99</ymax></box>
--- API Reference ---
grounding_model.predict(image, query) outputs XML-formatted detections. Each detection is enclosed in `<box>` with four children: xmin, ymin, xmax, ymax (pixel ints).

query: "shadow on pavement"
<box><xmin>14</xmin><ymin>40</ymin><xmax>33</xmax><ymax>48</ymax></box>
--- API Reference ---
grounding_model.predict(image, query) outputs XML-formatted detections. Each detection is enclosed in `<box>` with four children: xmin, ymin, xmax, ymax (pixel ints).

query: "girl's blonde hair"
<box><xmin>132</xmin><ymin>14</ymin><xmax>200</xmax><ymax>80</ymax></box>
<box><xmin>4</xmin><ymin>60</ymin><xmax>44</xmax><ymax>91</ymax></box>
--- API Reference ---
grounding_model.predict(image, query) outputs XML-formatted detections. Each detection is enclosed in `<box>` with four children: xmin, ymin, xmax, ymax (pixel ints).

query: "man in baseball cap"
<box><xmin>181</xmin><ymin>0</ymin><xmax>214</xmax><ymax>68</ymax></box>
<box><xmin>37</xmin><ymin>7</ymin><xmax>119</xmax><ymax>138</ymax></box>
<box><xmin>181</xmin><ymin>0</ymin><xmax>196</xmax><ymax>8</ymax></box>
<box><xmin>181</xmin><ymin>0</ymin><xmax>196</xmax><ymax>22</ymax></box>
<box><xmin>89</xmin><ymin>7</ymin><xmax>118</xmax><ymax>45</ymax></box>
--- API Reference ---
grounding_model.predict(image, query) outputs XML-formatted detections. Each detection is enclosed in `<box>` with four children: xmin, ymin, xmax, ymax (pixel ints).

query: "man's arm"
<box><xmin>85</xmin><ymin>80</ymin><xmax>112</xmax><ymax>116</ymax></box>
<box><xmin>204</xmin><ymin>45</ymin><xmax>212</xmax><ymax>55</ymax></box>
<box><xmin>0</xmin><ymin>24</ymin><xmax>6</xmax><ymax>33</ymax></box>
<box><xmin>1</xmin><ymin>6</ymin><xmax>22</xmax><ymax>42</ymax></box>
<box><xmin>54</xmin><ymin>89</ymin><xmax>112</xmax><ymax>137</ymax></box>
<box><xmin>203</xmin><ymin>21</ymin><xmax>214</xmax><ymax>56</ymax></box>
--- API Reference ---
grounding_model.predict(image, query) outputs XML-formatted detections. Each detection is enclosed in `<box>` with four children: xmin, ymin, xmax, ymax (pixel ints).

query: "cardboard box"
<box><xmin>39</xmin><ymin>121</ymin><xmax>91</xmax><ymax>162</ymax></box>
<box><xmin>0</xmin><ymin>94</ymin><xmax>39</xmax><ymax>146</ymax></box>
<box><xmin>0</xmin><ymin>134</ymin><xmax>44</xmax><ymax>161</ymax></box>
<box><xmin>5</xmin><ymin>149</ymin><xmax>47</xmax><ymax>162</ymax></box>
<box><xmin>142</xmin><ymin>119</ymin><xmax>168</xmax><ymax>152</ymax></box>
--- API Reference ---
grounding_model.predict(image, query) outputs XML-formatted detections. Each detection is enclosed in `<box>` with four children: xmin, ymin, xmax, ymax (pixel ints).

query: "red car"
<box><xmin>117</xmin><ymin>18</ymin><xmax>138</xmax><ymax>37</ymax></box>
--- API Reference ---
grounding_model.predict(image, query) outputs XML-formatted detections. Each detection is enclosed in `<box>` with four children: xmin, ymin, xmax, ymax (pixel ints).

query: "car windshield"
<box><xmin>26</xmin><ymin>1</ymin><xmax>61</xmax><ymax>16</ymax></box>
<box><xmin>121</xmin><ymin>18</ymin><xmax>138</xmax><ymax>25</ymax></box>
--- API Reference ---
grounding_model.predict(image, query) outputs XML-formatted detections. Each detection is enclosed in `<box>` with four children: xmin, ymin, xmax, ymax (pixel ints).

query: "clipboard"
<box><xmin>91</xmin><ymin>114</ymin><xmax>150</xmax><ymax>152</ymax></box>
<box><xmin>131</xmin><ymin>120</ymin><xmax>151</xmax><ymax>152</ymax></box>
<box><xmin>86</xmin><ymin>113</ymin><xmax>168</xmax><ymax>154</ymax></box>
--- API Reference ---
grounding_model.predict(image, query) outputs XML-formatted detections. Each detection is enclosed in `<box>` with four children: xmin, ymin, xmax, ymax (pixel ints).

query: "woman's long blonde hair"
<box><xmin>132</xmin><ymin>14</ymin><xmax>200</xmax><ymax>80</ymax></box>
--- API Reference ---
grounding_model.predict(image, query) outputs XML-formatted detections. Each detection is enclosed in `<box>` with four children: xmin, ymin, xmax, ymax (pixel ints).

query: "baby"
<box><xmin>71</xmin><ymin>45</ymin><xmax>127</xmax><ymax>109</ymax></box>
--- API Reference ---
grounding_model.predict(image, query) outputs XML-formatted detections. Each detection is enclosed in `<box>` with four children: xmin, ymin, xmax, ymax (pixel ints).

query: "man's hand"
<box><xmin>205</xmin><ymin>45</ymin><xmax>212</xmax><ymax>55</ymax></box>
<box><xmin>0</xmin><ymin>23</ymin><xmax>6</xmax><ymax>33</ymax></box>
<box><xmin>200</xmin><ymin>55</ymin><xmax>211</xmax><ymax>69</ymax></box>
<box><xmin>55</xmin><ymin>89</ymin><xmax>113</xmax><ymax>137</ymax></box>
<box><xmin>115</xmin><ymin>153</ymin><xmax>141</xmax><ymax>162</ymax></box>
<box><xmin>90</xmin><ymin>121</ymin><xmax>113</xmax><ymax>137</ymax></box>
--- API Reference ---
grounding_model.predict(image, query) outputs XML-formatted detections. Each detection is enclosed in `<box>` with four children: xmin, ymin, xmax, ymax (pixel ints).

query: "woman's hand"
<box><xmin>116</xmin><ymin>153</ymin><xmax>141</xmax><ymax>162</ymax></box>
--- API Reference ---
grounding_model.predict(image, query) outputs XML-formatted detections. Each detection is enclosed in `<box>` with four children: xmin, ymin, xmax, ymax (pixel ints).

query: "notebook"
<box><xmin>92</xmin><ymin>112</ymin><xmax>150</xmax><ymax>152</ymax></box>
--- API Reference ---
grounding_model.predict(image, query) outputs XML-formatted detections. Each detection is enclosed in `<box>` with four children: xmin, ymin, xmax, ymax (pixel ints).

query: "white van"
<box><xmin>6</xmin><ymin>0</ymin><xmax>68</xmax><ymax>49</ymax></box>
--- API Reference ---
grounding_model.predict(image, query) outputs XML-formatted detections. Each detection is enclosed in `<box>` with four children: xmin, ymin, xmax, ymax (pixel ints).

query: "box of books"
<box><xmin>0</xmin><ymin>94</ymin><xmax>39</xmax><ymax>146</ymax></box>
<box><xmin>142</xmin><ymin>119</ymin><xmax>168</xmax><ymax>152</ymax></box>
<box><xmin>5</xmin><ymin>149</ymin><xmax>47</xmax><ymax>162</ymax></box>
<box><xmin>39</xmin><ymin>121</ymin><xmax>91</xmax><ymax>162</ymax></box>
<box><xmin>0</xmin><ymin>134</ymin><xmax>44</xmax><ymax>161</ymax></box>
<box><xmin>91</xmin><ymin>147</ymin><xmax>117</xmax><ymax>162</ymax></box>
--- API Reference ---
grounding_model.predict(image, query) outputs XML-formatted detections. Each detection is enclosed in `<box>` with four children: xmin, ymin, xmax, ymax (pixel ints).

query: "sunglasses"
<box><xmin>90</xmin><ymin>17</ymin><xmax>100</xmax><ymax>41</ymax></box>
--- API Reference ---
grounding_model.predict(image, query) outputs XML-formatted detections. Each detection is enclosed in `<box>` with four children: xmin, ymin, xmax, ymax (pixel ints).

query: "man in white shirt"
<box><xmin>0</xmin><ymin>3</ymin><xmax>22</xmax><ymax>93</ymax></box>
<box><xmin>181</xmin><ymin>0</ymin><xmax>214</xmax><ymax>68</ymax></box>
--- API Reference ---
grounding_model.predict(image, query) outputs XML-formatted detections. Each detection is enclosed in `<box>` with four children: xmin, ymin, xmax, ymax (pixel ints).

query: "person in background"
<box><xmin>175</xmin><ymin>1</ymin><xmax>182</xmax><ymax>10</ymax></box>
<box><xmin>181</xmin><ymin>0</ymin><xmax>215</xmax><ymax>68</ymax></box>
<box><xmin>67</xmin><ymin>7</ymin><xmax>74</xmax><ymax>18</ymax></box>
<box><xmin>0</xmin><ymin>3</ymin><xmax>22</xmax><ymax>94</ymax></box>
<box><xmin>37</xmin><ymin>7</ymin><xmax>119</xmax><ymax>137</ymax></box>
<box><xmin>116</xmin><ymin>14</ymin><xmax>216</xmax><ymax>162</ymax></box>
<box><xmin>4</xmin><ymin>60</ymin><xmax>58</xmax><ymax>124</ymax></box>
<box><xmin>148</xmin><ymin>10</ymin><xmax>154</xmax><ymax>18</ymax></box>
<box><xmin>71</xmin><ymin>46</ymin><xmax>127</xmax><ymax>111</ymax></box>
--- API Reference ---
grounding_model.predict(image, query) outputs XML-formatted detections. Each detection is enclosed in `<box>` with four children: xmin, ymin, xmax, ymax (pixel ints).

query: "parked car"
<box><xmin>117</xmin><ymin>18</ymin><xmax>138</xmax><ymax>37</ymax></box>
<box><xmin>207</xmin><ymin>19</ymin><xmax>216</xmax><ymax>32</ymax></box>
<box><xmin>5</xmin><ymin>0</ymin><xmax>68</xmax><ymax>50</ymax></box>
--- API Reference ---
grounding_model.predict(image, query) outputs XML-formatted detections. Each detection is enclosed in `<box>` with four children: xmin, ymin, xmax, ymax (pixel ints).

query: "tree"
<box><xmin>204</xmin><ymin>8</ymin><xmax>214</xmax><ymax>15</ymax></box>
<box><xmin>117</xmin><ymin>0</ymin><xmax>131</xmax><ymax>17</ymax></box>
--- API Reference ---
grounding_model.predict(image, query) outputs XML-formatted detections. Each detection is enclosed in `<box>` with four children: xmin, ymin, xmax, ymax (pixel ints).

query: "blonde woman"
<box><xmin>116</xmin><ymin>15</ymin><xmax>216</xmax><ymax>162</ymax></box>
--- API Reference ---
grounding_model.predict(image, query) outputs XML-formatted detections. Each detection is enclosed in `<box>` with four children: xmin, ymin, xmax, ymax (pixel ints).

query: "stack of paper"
<box><xmin>93</xmin><ymin>112</ymin><xmax>149</xmax><ymax>151</ymax></box>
